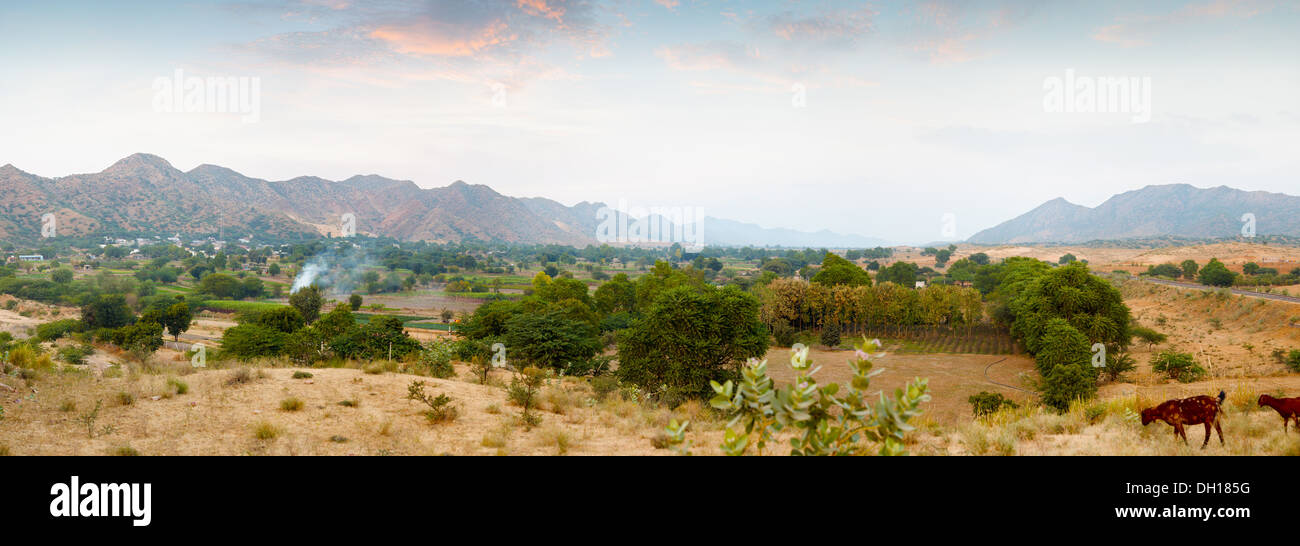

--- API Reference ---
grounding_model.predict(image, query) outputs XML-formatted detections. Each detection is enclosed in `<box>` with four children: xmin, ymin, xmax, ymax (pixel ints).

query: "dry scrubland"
<box><xmin>6</xmin><ymin>243</ymin><xmax>1300</xmax><ymax>456</ymax></box>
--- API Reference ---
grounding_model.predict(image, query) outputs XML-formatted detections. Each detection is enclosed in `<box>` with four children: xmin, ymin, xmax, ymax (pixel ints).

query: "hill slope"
<box><xmin>0</xmin><ymin>154</ymin><xmax>883</xmax><ymax>247</ymax></box>
<box><xmin>969</xmin><ymin>184</ymin><xmax>1300</xmax><ymax>244</ymax></box>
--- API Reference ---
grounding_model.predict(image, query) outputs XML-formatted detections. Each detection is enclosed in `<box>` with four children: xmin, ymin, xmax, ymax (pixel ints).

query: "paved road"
<box><xmin>1137</xmin><ymin>277</ymin><xmax>1300</xmax><ymax>305</ymax></box>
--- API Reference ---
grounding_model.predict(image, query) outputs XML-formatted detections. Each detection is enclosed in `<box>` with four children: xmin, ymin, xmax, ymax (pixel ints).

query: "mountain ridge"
<box><xmin>0</xmin><ymin>154</ymin><xmax>886</xmax><ymax>248</ymax></box>
<box><xmin>968</xmin><ymin>183</ymin><xmax>1300</xmax><ymax>244</ymax></box>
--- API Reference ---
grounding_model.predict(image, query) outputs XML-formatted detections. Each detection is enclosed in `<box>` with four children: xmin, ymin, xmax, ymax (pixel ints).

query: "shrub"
<box><xmin>57</xmin><ymin>344</ymin><xmax>94</xmax><ymax>365</ymax></box>
<box><xmin>225</xmin><ymin>367</ymin><xmax>261</xmax><ymax>386</ymax></box>
<box><xmin>468</xmin><ymin>355</ymin><xmax>494</xmax><ymax>385</ymax></box>
<box><xmin>1101</xmin><ymin>350</ymin><xmax>1136</xmax><ymax>382</ymax></box>
<box><xmin>112</xmin><ymin>446</ymin><xmax>140</xmax><ymax>456</ymax></box>
<box><xmin>1150</xmin><ymin>351</ymin><xmax>1206</xmax><ymax>383</ymax></box>
<box><xmin>508</xmin><ymin>367</ymin><xmax>547</xmax><ymax>428</ymax></box>
<box><xmin>280</xmin><ymin>397</ymin><xmax>304</xmax><ymax>412</ymax></box>
<box><xmin>418</xmin><ymin>339</ymin><xmax>457</xmax><ymax>379</ymax></box>
<box><xmin>1285</xmin><ymin>350</ymin><xmax>1300</xmax><ymax>373</ymax></box>
<box><xmin>1041</xmin><ymin>363</ymin><xmax>1096</xmax><ymax>411</ymax></box>
<box><xmin>699</xmin><ymin>338</ymin><xmax>930</xmax><ymax>456</ymax></box>
<box><xmin>292</xmin><ymin>371</ymin><xmax>314</xmax><ymax>379</ymax></box>
<box><xmin>590</xmin><ymin>375</ymin><xmax>619</xmax><ymax>401</ymax></box>
<box><xmin>819</xmin><ymin>322</ymin><xmax>841</xmax><ymax>347</ymax></box>
<box><xmin>116</xmin><ymin>391</ymin><xmax>135</xmax><ymax>406</ymax></box>
<box><xmin>35</xmin><ymin>318</ymin><xmax>81</xmax><ymax>342</ymax></box>
<box><xmin>166</xmin><ymin>378</ymin><xmax>189</xmax><ymax>395</ymax></box>
<box><xmin>968</xmin><ymin>391</ymin><xmax>1018</xmax><ymax>417</ymax></box>
<box><xmin>253</xmin><ymin>421</ymin><xmax>281</xmax><ymax>440</ymax></box>
<box><xmin>771</xmin><ymin>322</ymin><xmax>796</xmax><ymax>347</ymax></box>
<box><xmin>406</xmin><ymin>380</ymin><xmax>457</xmax><ymax>424</ymax></box>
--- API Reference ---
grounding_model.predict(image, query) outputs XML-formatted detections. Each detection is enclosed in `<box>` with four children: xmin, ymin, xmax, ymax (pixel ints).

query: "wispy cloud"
<box><xmin>1092</xmin><ymin>0</ymin><xmax>1282</xmax><ymax>47</ymax></box>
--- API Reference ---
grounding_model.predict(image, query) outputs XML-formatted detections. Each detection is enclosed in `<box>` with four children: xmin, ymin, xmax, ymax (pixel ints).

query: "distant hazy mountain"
<box><xmin>0</xmin><ymin>153</ymin><xmax>884</xmax><ymax>248</ymax></box>
<box><xmin>968</xmin><ymin>184</ymin><xmax>1300</xmax><ymax>244</ymax></box>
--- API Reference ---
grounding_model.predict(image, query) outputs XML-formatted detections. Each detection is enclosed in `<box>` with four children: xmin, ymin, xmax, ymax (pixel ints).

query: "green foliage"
<box><xmin>51</xmin><ymin>268</ymin><xmax>73</xmax><ymax>284</ymax></box>
<box><xmin>1030</xmin><ymin>318</ymin><xmax>1097</xmax><ymax>411</ymax></box>
<box><xmin>406</xmin><ymin>380</ymin><xmax>458</xmax><ymax>424</ymax></box>
<box><xmin>348</xmin><ymin>293</ymin><xmax>362</xmax><ymax>311</ymax></box>
<box><xmin>256</xmin><ymin>307</ymin><xmax>306</xmax><ymax>333</ymax></box>
<box><xmin>1101</xmin><ymin>350</ymin><xmax>1136</xmax><ymax>382</ymax></box>
<box><xmin>617</xmin><ymin>285</ymin><xmax>769</xmax><ymax>399</ymax></box>
<box><xmin>198</xmin><ymin>273</ymin><xmax>241</xmax><ymax>299</ymax></box>
<box><xmin>162</xmin><ymin>301</ymin><xmax>193</xmax><ymax>341</ymax></box>
<box><xmin>810</xmin><ymin>253</ymin><xmax>871</xmax><ymax>287</ymax></box>
<box><xmin>1150</xmin><ymin>351</ymin><xmax>1206</xmax><ymax>383</ymax></box>
<box><xmin>1128</xmin><ymin>325</ymin><xmax>1167</xmax><ymax>349</ymax></box>
<box><xmin>35</xmin><ymin>318</ymin><xmax>81</xmax><ymax>342</ymax></box>
<box><xmin>1041</xmin><ymin>362</ymin><xmax>1096</xmax><ymax>411</ymax></box>
<box><xmin>1285</xmin><ymin>350</ymin><xmax>1300</xmax><ymax>373</ymax></box>
<box><xmin>220</xmin><ymin>323</ymin><xmax>288</xmax><ymax>360</ymax></box>
<box><xmin>819</xmin><ymin>322</ymin><xmax>840</xmax><ymax>347</ymax></box>
<box><xmin>707</xmin><ymin>339</ymin><xmax>930</xmax><ymax>456</ymax></box>
<box><xmin>57</xmin><ymin>344</ymin><xmax>95</xmax><ymax>365</ymax></box>
<box><xmin>80</xmin><ymin>294</ymin><xmax>133</xmax><ymax>330</ymax></box>
<box><xmin>771</xmin><ymin>322</ymin><xmax>796</xmax><ymax>347</ymax></box>
<box><xmin>1198</xmin><ymin>258</ymin><xmax>1236</xmax><ymax>287</ymax></box>
<box><xmin>114</xmin><ymin>320</ymin><xmax>164</xmax><ymax>358</ymax></box>
<box><xmin>875</xmin><ymin>261</ymin><xmax>919</xmax><ymax>287</ymax></box>
<box><xmin>288</xmin><ymin>285</ymin><xmax>324</xmax><ymax>323</ymax></box>
<box><xmin>330</xmin><ymin>315</ymin><xmax>422</xmax><ymax>360</ymax></box>
<box><xmin>508</xmin><ymin>367</ymin><xmax>547</xmax><ymax>428</ymax></box>
<box><xmin>1009</xmin><ymin>262</ymin><xmax>1131</xmax><ymax>356</ymax></box>
<box><xmin>501</xmin><ymin>310</ymin><xmax>600</xmax><ymax>371</ymax></box>
<box><xmin>968</xmin><ymin>391</ymin><xmax>1019</xmax><ymax>417</ymax></box>
<box><xmin>418</xmin><ymin>339</ymin><xmax>458</xmax><ymax>378</ymax></box>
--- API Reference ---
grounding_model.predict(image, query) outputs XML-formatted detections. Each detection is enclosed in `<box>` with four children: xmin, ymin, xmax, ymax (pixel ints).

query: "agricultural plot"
<box><xmin>857</xmin><ymin>325</ymin><xmax>1019</xmax><ymax>355</ymax></box>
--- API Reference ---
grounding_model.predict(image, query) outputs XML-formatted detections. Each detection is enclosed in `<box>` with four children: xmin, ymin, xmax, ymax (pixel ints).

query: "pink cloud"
<box><xmin>1092</xmin><ymin>0</ymin><xmax>1281</xmax><ymax>48</ymax></box>
<box><xmin>369</xmin><ymin>19</ymin><xmax>517</xmax><ymax>57</ymax></box>
<box><xmin>517</xmin><ymin>0</ymin><xmax>566</xmax><ymax>23</ymax></box>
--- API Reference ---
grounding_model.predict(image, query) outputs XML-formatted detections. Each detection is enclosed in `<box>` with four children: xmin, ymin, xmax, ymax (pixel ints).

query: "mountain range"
<box><xmin>0</xmin><ymin>153</ymin><xmax>889</xmax><ymax>248</ymax></box>
<box><xmin>967</xmin><ymin>184</ymin><xmax>1300</xmax><ymax>245</ymax></box>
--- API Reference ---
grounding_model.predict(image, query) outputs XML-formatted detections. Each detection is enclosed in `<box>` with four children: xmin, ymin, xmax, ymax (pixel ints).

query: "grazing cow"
<box><xmin>1257</xmin><ymin>395</ymin><xmax>1300</xmax><ymax>434</ymax></box>
<box><xmin>1140</xmin><ymin>390</ymin><xmax>1226</xmax><ymax>448</ymax></box>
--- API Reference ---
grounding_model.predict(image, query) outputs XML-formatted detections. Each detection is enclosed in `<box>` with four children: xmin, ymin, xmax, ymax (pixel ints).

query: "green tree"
<box><xmin>221</xmin><ymin>323</ymin><xmax>288</xmax><ymax>360</ymax></box>
<box><xmin>348</xmin><ymin>293</ymin><xmax>362</xmax><ymax>310</ymax></box>
<box><xmin>199</xmin><ymin>273</ymin><xmax>241</xmax><ymax>299</ymax></box>
<box><xmin>1180</xmin><ymin>260</ymin><xmax>1199</xmax><ymax>279</ymax></box>
<box><xmin>288</xmin><ymin>285</ymin><xmax>324</xmax><ymax>323</ymax></box>
<box><xmin>875</xmin><ymin>261</ymin><xmax>919</xmax><ymax>288</ymax></box>
<box><xmin>257</xmin><ymin>307</ymin><xmax>306</xmax><ymax>333</ymax></box>
<box><xmin>162</xmin><ymin>302</ymin><xmax>193</xmax><ymax>341</ymax></box>
<box><xmin>51</xmin><ymin>268</ymin><xmax>73</xmax><ymax>284</ymax></box>
<box><xmin>501</xmin><ymin>310</ymin><xmax>600</xmax><ymax>372</ymax></box>
<box><xmin>1198</xmin><ymin>258</ymin><xmax>1236</xmax><ymax>287</ymax></box>
<box><xmin>81</xmin><ymin>294</ymin><xmax>133</xmax><ymax>330</ymax></box>
<box><xmin>617</xmin><ymin>285</ymin><xmax>769</xmax><ymax>398</ymax></box>
<box><xmin>810</xmin><ymin>253</ymin><xmax>871</xmax><ymax>287</ymax></box>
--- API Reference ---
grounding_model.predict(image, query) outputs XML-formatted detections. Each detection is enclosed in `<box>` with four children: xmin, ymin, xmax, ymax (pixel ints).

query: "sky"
<box><xmin>1</xmin><ymin>0</ymin><xmax>1297</xmax><ymax>244</ymax></box>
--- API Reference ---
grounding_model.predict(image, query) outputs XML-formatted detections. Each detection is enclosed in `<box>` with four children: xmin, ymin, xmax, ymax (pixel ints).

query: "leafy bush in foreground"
<box><xmin>684</xmin><ymin>337</ymin><xmax>929</xmax><ymax>456</ymax></box>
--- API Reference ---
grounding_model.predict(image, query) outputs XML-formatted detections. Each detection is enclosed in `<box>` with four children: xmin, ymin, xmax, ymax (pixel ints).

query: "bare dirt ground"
<box><xmin>0</xmin><ymin>364</ymin><xmax>717</xmax><ymax>456</ymax></box>
<box><xmin>0</xmin><ymin>296</ymin><xmax>77</xmax><ymax>339</ymax></box>
<box><xmin>763</xmin><ymin>346</ymin><xmax>1037</xmax><ymax>424</ymax></box>
<box><xmin>965</xmin><ymin>242</ymin><xmax>1300</xmax><ymax>275</ymax></box>
<box><xmin>1118</xmin><ymin>278</ymin><xmax>1300</xmax><ymax>379</ymax></box>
